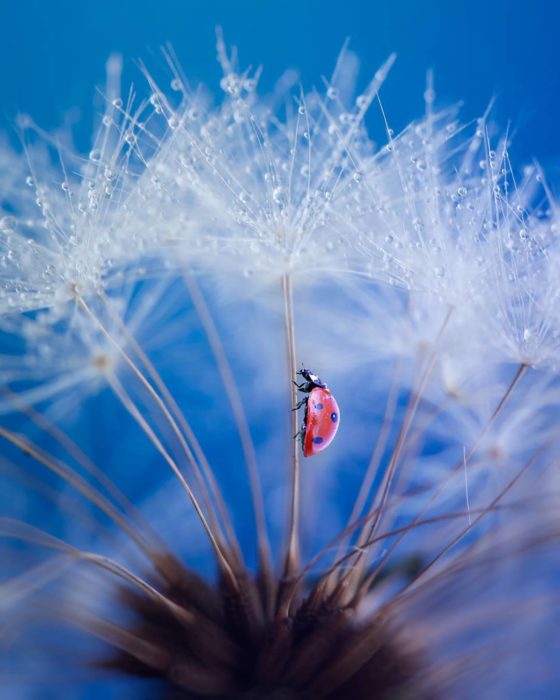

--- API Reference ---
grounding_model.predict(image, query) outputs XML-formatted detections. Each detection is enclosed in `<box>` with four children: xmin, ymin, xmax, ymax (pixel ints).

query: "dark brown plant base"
<box><xmin>101</xmin><ymin>554</ymin><xmax>431</xmax><ymax>699</ymax></box>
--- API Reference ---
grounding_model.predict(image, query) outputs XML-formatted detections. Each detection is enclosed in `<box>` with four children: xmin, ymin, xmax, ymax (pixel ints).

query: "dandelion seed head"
<box><xmin>1</xmin><ymin>37</ymin><xmax>560</xmax><ymax>700</ymax></box>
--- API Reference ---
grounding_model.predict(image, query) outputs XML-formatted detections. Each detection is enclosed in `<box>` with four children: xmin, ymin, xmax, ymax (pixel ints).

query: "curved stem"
<box><xmin>98</xmin><ymin>291</ymin><xmax>244</xmax><ymax>567</ymax></box>
<box><xmin>183</xmin><ymin>274</ymin><xmax>272</xmax><ymax>584</ymax></box>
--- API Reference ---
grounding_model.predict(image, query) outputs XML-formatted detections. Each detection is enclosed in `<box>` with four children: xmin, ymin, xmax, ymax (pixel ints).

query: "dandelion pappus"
<box><xmin>294</xmin><ymin>367</ymin><xmax>340</xmax><ymax>457</ymax></box>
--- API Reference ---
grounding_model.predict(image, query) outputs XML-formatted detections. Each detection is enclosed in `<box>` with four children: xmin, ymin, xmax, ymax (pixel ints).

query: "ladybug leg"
<box><xmin>292</xmin><ymin>395</ymin><xmax>309</xmax><ymax>411</ymax></box>
<box><xmin>299</xmin><ymin>419</ymin><xmax>306</xmax><ymax>451</ymax></box>
<box><xmin>293</xmin><ymin>380</ymin><xmax>307</xmax><ymax>391</ymax></box>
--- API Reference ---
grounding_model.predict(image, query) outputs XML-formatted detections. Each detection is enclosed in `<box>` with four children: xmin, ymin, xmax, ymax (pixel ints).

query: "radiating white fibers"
<box><xmin>0</xmin><ymin>39</ymin><xmax>559</xmax><ymax>699</ymax></box>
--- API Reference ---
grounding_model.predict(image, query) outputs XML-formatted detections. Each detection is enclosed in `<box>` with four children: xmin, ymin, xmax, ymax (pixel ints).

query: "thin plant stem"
<box><xmin>0</xmin><ymin>427</ymin><xmax>152</xmax><ymax>558</ymax></box>
<box><xmin>98</xmin><ymin>291</ymin><xmax>244</xmax><ymax>566</ymax></box>
<box><xmin>354</xmin><ymin>361</ymin><xmax>530</xmax><ymax>601</ymax></box>
<box><xmin>292</xmin><ymin>504</ymin><xmax>509</xmax><ymax>590</ymax></box>
<box><xmin>282</xmin><ymin>273</ymin><xmax>301</xmax><ymax>580</ymax></box>
<box><xmin>0</xmin><ymin>385</ymin><xmax>161</xmax><ymax>549</ymax></box>
<box><xmin>0</xmin><ymin>519</ymin><xmax>193</xmax><ymax>625</ymax></box>
<box><xmin>108</xmin><ymin>373</ymin><xmax>239</xmax><ymax>590</ymax></box>
<box><xmin>333</xmin><ymin>309</ymin><xmax>452</xmax><ymax>601</ymax></box>
<box><xmin>183</xmin><ymin>274</ymin><xmax>272</xmax><ymax>583</ymax></box>
<box><xmin>383</xmin><ymin>444</ymin><xmax>544</xmax><ymax>609</ymax></box>
<box><xmin>324</xmin><ymin>359</ymin><xmax>402</xmax><ymax>595</ymax></box>
<box><xmin>348</xmin><ymin>360</ymin><xmax>403</xmax><ymax>534</ymax></box>
<box><xmin>76</xmin><ymin>293</ymin><xmax>236</xmax><ymax>562</ymax></box>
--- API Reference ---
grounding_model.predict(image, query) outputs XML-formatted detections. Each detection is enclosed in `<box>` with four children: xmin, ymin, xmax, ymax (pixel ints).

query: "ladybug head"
<box><xmin>298</xmin><ymin>368</ymin><xmax>326</xmax><ymax>389</ymax></box>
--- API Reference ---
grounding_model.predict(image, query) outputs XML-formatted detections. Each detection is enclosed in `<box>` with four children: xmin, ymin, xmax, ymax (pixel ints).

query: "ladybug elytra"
<box><xmin>294</xmin><ymin>368</ymin><xmax>340</xmax><ymax>457</ymax></box>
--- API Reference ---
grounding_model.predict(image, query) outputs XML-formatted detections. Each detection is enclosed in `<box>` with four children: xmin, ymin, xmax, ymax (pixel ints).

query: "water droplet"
<box><xmin>220</xmin><ymin>75</ymin><xmax>240</xmax><ymax>96</ymax></box>
<box><xmin>89</xmin><ymin>149</ymin><xmax>102</xmax><ymax>162</ymax></box>
<box><xmin>326</xmin><ymin>86</ymin><xmax>338</xmax><ymax>100</ymax></box>
<box><xmin>170</xmin><ymin>78</ymin><xmax>182</xmax><ymax>91</ymax></box>
<box><xmin>112</xmin><ymin>98</ymin><xmax>123</xmax><ymax>108</ymax></box>
<box><xmin>272</xmin><ymin>186</ymin><xmax>286</xmax><ymax>204</ymax></box>
<box><xmin>424</xmin><ymin>87</ymin><xmax>435</xmax><ymax>104</ymax></box>
<box><xmin>0</xmin><ymin>216</ymin><xmax>15</xmax><ymax>231</ymax></box>
<box><xmin>25</xmin><ymin>176</ymin><xmax>34</xmax><ymax>187</ymax></box>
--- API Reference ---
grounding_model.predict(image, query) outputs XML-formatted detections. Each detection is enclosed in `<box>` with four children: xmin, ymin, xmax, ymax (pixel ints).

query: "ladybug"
<box><xmin>294</xmin><ymin>368</ymin><xmax>340</xmax><ymax>457</ymax></box>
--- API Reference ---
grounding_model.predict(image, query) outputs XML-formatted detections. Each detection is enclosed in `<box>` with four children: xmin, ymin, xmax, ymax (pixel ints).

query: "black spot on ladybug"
<box><xmin>312</xmin><ymin>436</ymin><xmax>324</xmax><ymax>444</ymax></box>
<box><xmin>315</xmin><ymin>402</ymin><xmax>324</xmax><ymax>410</ymax></box>
<box><xmin>331</xmin><ymin>412</ymin><xmax>338</xmax><ymax>423</ymax></box>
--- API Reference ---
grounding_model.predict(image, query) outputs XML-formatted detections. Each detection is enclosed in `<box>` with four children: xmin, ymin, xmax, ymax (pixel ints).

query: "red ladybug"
<box><xmin>294</xmin><ymin>368</ymin><xmax>340</xmax><ymax>457</ymax></box>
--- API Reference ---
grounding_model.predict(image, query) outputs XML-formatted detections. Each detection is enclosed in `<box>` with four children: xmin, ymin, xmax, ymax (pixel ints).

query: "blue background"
<box><xmin>0</xmin><ymin>1</ymin><xmax>559</xmax><ymax>697</ymax></box>
<box><xmin>0</xmin><ymin>0</ymin><xmax>559</xmax><ymax>176</ymax></box>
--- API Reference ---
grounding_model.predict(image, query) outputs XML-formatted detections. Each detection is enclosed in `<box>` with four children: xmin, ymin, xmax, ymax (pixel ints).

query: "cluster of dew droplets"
<box><xmin>83</xmin><ymin>45</ymin><xmax>560</xmax><ymax>368</ymax></box>
<box><xmin>0</xmin><ymin>73</ymin><xmax>160</xmax><ymax>316</ymax></box>
<box><xmin>345</xmin><ymin>97</ymin><xmax>553</xmax><ymax>337</ymax></box>
<box><xmin>105</xmin><ymin>42</ymin><xmax>405</xmax><ymax>284</ymax></box>
<box><xmin>3</xmin><ymin>44</ymin><xmax>560</xmax><ymax>373</ymax></box>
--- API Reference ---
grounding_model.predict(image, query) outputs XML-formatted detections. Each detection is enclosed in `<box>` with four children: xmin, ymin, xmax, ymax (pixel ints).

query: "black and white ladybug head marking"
<box><xmin>298</xmin><ymin>368</ymin><xmax>327</xmax><ymax>389</ymax></box>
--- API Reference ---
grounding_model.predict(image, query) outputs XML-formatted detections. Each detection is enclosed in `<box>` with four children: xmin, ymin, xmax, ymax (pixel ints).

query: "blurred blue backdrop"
<box><xmin>0</xmin><ymin>2</ymin><xmax>559</xmax><ymax>697</ymax></box>
<box><xmin>0</xmin><ymin>0</ymin><xmax>559</xmax><ymax>177</ymax></box>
